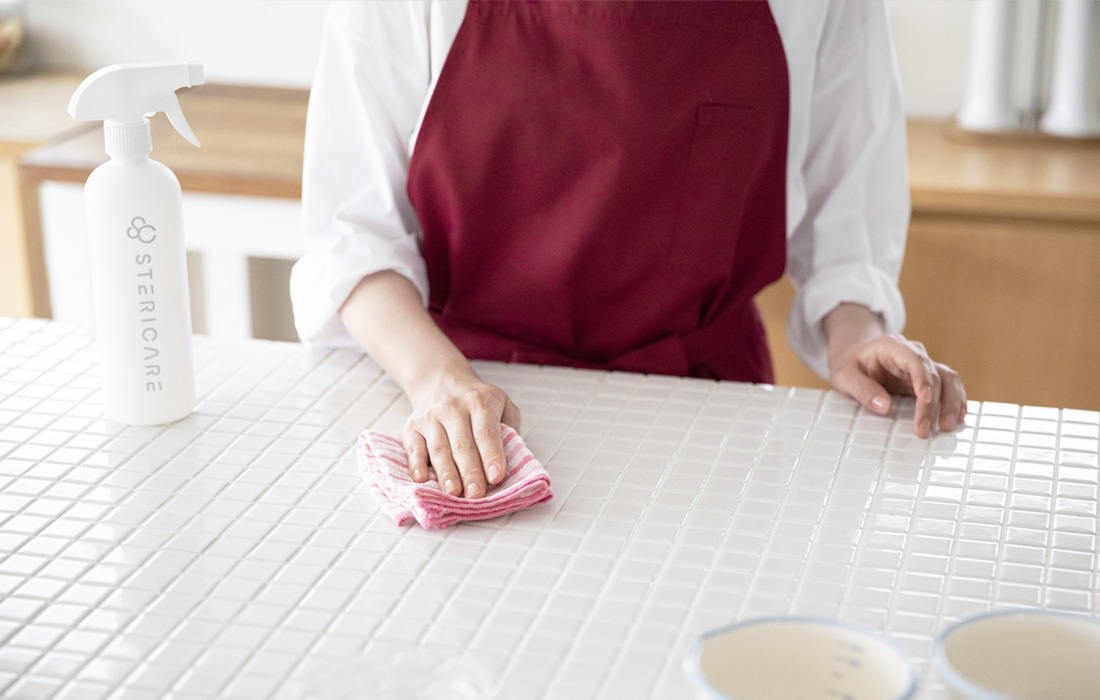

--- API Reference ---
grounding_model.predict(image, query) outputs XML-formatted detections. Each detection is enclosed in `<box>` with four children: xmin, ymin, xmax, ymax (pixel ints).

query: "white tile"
<box><xmin>1</xmin><ymin>323</ymin><xmax>1098</xmax><ymax>699</ymax></box>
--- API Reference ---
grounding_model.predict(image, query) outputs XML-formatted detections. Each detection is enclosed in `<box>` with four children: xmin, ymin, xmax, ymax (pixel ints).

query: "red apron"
<box><xmin>407</xmin><ymin>0</ymin><xmax>789</xmax><ymax>383</ymax></box>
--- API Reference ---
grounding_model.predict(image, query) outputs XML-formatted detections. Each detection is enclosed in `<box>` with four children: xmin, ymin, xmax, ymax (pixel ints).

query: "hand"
<box><xmin>403</xmin><ymin>371</ymin><xmax>521</xmax><ymax>499</ymax></box>
<box><xmin>338</xmin><ymin>271</ymin><xmax>522</xmax><ymax>499</ymax></box>
<box><xmin>825</xmin><ymin>304</ymin><xmax>967</xmax><ymax>438</ymax></box>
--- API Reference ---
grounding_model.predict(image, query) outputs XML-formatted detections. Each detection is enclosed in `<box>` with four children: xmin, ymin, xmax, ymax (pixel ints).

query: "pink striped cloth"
<box><xmin>357</xmin><ymin>425</ymin><xmax>553</xmax><ymax>529</ymax></box>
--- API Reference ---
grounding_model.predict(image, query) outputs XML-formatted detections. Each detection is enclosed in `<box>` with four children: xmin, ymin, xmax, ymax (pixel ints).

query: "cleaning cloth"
<box><xmin>357</xmin><ymin>425</ymin><xmax>552</xmax><ymax>529</ymax></box>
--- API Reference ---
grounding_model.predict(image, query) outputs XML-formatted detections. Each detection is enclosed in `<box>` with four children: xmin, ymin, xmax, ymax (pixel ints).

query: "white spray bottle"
<box><xmin>68</xmin><ymin>61</ymin><xmax>204</xmax><ymax>425</ymax></box>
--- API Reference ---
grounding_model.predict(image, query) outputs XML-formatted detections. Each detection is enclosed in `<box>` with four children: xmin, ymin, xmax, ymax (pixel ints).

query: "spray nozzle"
<box><xmin>68</xmin><ymin>61</ymin><xmax>204</xmax><ymax>155</ymax></box>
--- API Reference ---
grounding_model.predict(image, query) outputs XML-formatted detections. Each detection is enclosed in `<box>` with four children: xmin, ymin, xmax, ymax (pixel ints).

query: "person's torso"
<box><xmin>406</xmin><ymin>0</ymin><xmax>793</xmax><ymax>381</ymax></box>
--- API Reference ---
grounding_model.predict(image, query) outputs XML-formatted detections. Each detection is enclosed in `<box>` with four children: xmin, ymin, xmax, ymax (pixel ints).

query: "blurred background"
<box><xmin>11</xmin><ymin>0</ymin><xmax>325</xmax><ymax>89</ymax></box>
<box><xmin>7</xmin><ymin>0</ymin><xmax>992</xmax><ymax>115</ymax></box>
<box><xmin>2</xmin><ymin>0</ymin><xmax>1098</xmax><ymax>410</ymax></box>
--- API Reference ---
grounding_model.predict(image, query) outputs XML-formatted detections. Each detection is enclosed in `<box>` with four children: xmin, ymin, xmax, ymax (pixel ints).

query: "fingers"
<box><xmin>410</xmin><ymin>416</ymin><xmax>487</xmax><ymax>499</ymax></box>
<box><xmin>831</xmin><ymin>333</ymin><xmax>967</xmax><ymax>439</ymax></box>
<box><xmin>831</xmin><ymin>363</ymin><xmax>893</xmax><ymax>416</ymax></box>
<box><xmin>868</xmin><ymin>337</ymin><xmax>940</xmax><ymax>438</ymax></box>
<box><xmin>935</xmin><ymin>362</ymin><xmax>967</xmax><ymax>432</ymax></box>
<box><xmin>403</xmin><ymin>382</ymin><xmax>518</xmax><ymax>499</ymax></box>
<box><xmin>875</xmin><ymin>337</ymin><xmax>936</xmax><ymax>403</ymax></box>
<box><xmin>420</xmin><ymin>423</ymin><xmax>466</xmax><ymax>497</ymax></box>
<box><xmin>912</xmin><ymin>368</ymin><xmax>941</xmax><ymax>439</ymax></box>
<box><xmin>404</xmin><ymin>432</ymin><xmax>429</xmax><ymax>483</ymax></box>
<box><xmin>448</xmin><ymin>416</ymin><xmax>488</xmax><ymax>499</ymax></box>
<box><xmin>471</xmin><ymin>418</ymin><xmax>506</xmax><ymax>486</ymax></box>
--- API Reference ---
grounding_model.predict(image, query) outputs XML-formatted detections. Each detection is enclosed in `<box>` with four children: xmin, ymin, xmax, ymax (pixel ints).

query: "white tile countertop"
<box><xmin>1</xmin><ymin>318</ymin><xmax>1097</xmax><ymax>699</ymax></box>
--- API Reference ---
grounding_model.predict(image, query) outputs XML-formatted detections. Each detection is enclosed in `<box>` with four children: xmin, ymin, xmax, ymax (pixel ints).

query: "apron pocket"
<box><xmin>670</xmin><ymin>103</ymin><xmax>763</xmax><ymax>275</ymax></box>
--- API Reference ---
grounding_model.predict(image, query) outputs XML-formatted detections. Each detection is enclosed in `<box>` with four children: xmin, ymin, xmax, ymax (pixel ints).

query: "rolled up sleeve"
<box><xmin>290</xmin><ymin>1</ymin><xmax>433</xmax><ymax>348</ymax></box>
<box><xmin>783</xmin><ymin>0</ymin><xmax>910</xmax><ymax>380</ymax></box>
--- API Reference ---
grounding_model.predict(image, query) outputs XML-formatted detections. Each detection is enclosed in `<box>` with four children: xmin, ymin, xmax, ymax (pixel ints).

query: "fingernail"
<box><xmin>923</xmin><ymin>386</ymin><xmax>933</xmax><ymax>402</ymax></box>
<box><xmin>412</xmin><ymin>468</ymin><xmax>424</xmax><ymax>481</ymax></box>
<box><xmin>871</xmin><ymin>395</ymin><xmax>889</xmax><ymax>412</ymax></box>
<box><xmin>919</xmin><ymin>419</ymin><xmax>932</xmax><ymax>437</ymax></box>
<box><xmin>943</xmin><ymin>413</ymin><xmax>956</xmax><ymax>431</ymax></box>
<box><xmin>487</xmin><ymin>463</ymin><xmax>503</xmax><ymax>482</ymax></box>
<box><xmin>466</xmin><ymin>483</ymin><xmax>484</xmax><ymax>499</ymax></box>
<box><xmin>444</xmin><ymin>479</ymin><xmax>460</xmax><ymax>495</ymax></box>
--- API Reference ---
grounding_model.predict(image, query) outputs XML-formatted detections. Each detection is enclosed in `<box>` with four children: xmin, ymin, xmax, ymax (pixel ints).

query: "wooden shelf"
<box><xmin>11</xmin><ymin>83</ymin><xmax>309</xmax><ymax>320</ymax></box>
<box><xmin>906</xmin><ymin>120</ymin><xmax>1100</xmax><ymax>224</ymax></box>
<box><xmin>19</xmin><ymin>83</ymin><xmax>308</xmax><ymax>199</ymax></box>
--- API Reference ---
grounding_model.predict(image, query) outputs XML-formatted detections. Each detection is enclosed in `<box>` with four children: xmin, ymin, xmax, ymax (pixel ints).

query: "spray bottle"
<box><xmin>68</xmin><ymin>61</ymin><xmax>203</xmax><ymax>425</ymax></box>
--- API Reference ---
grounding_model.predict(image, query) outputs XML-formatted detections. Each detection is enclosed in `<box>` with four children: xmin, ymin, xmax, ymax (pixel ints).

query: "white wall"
<box><xmin>24</xmin><ymin>0</ymin><xmax>330</xmax><ymax>88</ymax></box>
<box><xmin>887</xmin><ymin>0</ymin><xmax>975</xmax><ymax>119</ymax></box>
<box><xmin>889</xmin><ymin>0</ymin><xmax>1060</xmax><ymax>122</ymax></box>
<box><xmin>24</xmin><ymin>0</ymin><xmax>1068</xmax><ymax>121</ymax></box>
<box><xmin>25</xmin><ymin>0</ymin><xmax>980</xmax><ymax>118</ymax></box>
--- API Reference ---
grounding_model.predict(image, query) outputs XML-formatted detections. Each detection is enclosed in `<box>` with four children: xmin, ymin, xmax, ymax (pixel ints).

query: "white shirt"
<box><xmin>289</xmin><ymin>0</ymin><xmax>910</xmax><ymax>380</ymax></box>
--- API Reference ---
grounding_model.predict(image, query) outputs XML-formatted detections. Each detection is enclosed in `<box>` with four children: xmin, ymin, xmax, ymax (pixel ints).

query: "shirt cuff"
<box><xmin>289</xmin><ymin>236</ymin><xmax>428</xmax><ymax>349</ymax></box>
<box><xmin>786</xmin><ymin>262</ymin><xmax>906</xmax><ymax>381</ymax></box>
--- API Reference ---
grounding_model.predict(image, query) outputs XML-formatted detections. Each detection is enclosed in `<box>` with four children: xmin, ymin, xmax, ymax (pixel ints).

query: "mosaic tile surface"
<box><xmin>0</xmin><ymin>318</ymin><xmax>1097</xmax><ymax>699</ymax></box>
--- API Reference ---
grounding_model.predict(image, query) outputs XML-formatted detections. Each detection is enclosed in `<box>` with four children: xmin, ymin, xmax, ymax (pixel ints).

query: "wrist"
<box><xmin>337</xmin><ymin>272</ymin><xmax>482</xmax><ymax>408</ymax></box>
<box><xmin>403</xmin><ymin>357</ymin><xmax>481</xmax><ymax>409</ymax></box>
<box><xmin>824</xmin><ymin>303</ymin><xmax>885</xmax><ymax>368</ymax></box>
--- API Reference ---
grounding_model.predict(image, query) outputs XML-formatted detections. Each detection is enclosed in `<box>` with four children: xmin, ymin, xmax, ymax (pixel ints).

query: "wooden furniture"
<box><xmin>18</xmin><ymin>84</ymin><xmax>308</xmax><ymax>338</ymax></box>
<box><xmin>0</xmin><ymin>73</ymin><xmax>84</xmax><ymax>318</ymax></box>
<box><xmin>760</xmin><ymin>121</ymin><xmax>1100</xmax><ymax>411</ymax></box>
<box><xmin>19</xmin><ymin>83</ymin><xmax>306</xmax><ymax>198</ymax></box>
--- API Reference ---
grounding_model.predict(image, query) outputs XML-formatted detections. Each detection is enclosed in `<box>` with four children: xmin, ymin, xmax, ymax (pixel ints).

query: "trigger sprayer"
<box><xmin>67</xmin><ymin>61</ymin><xmax>204</xmax><ymax>426</ymax></box>
<box><xmin>69</xmin><ymin>60</ymin><xmax>204</xmax><ymax>155</ymax></box>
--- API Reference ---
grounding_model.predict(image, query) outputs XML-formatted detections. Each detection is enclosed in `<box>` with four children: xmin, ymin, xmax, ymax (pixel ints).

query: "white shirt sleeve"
<box><xmin>779</xmin><ymin>0</ymin><xmax>911</xmax><ymax>380</ymax></box>
<box><xmin>289</xmin><ymin>1</ymin><xmax>435</xmax><ymax>348</ymax></box>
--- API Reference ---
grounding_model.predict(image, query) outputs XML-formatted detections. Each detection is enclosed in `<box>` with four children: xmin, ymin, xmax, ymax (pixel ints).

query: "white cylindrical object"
<box><xmin>958</xmin><ymin>0</ymin><xmax>1022</xmax><ymax>132</ymax></box>
<box><xmin>1041</xmin><ymin>0</ymin><xmax>1100</xmax><ymax>137</ymax></box>
<box><xmin>83</xmin><ymin>147</ymin><xmax>196</xmax><ymax>425</ymax></box>
<box><xmin>684</xmin><ymin>618</ymin><xmax>917</xmax><ymax>700</ymax></box>
<box><xmin>933</xmin><ymin>610</ymin><xmax>1100</xmax><ymax>700</ymax></box>
<box><xmin>71</xmin><ymin>61</ymin><xmax>203</xmax><ymax>425</ymax></box>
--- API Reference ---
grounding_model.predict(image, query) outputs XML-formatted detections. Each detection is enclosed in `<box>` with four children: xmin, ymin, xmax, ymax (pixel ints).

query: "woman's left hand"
<box><xmin>824</xmin><ymin>303</ymin><xmax>967</xmax><ymax>438</ymax></box>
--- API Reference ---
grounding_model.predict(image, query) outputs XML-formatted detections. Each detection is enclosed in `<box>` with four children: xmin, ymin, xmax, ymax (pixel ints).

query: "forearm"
<box><xmin>339</xmin><ymin>270</ymin><xmax>520</xmax><ymax>497</ymax></box>
<box><xmin>338</xmin><ymin>270</ymin><xmax>479</xmax><ymax>405</ymax></box>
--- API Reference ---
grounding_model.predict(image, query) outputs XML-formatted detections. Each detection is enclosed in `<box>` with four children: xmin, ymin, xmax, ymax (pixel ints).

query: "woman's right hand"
<box><xmin>403</xmin><ymin>372</ymin><xmax>521</xmax><ymax>499</ymax></box>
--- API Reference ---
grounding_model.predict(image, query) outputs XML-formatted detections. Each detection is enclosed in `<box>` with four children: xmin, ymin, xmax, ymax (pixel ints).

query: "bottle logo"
<box><xmin>127</xmin><ymin>216</ymin><xmax>157</xmax><ymax>244</ymax></box>
<box><xmin>130</xmin><ymin>215</ymin><xmax>162</xmax><ymax>392</ymax></box>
